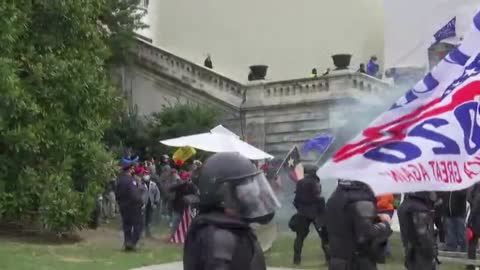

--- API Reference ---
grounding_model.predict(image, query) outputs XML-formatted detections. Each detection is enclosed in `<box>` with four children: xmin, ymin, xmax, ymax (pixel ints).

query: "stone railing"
<box><xmin>244</xmin><ymin>70</ymin><xmax>391</xmax><ymax>108</ymax></box>
<box><xmin>134</xmin><ymin>38</ymin><xmax>390</xmax><ymax>109</ymax></box>
<box><xmin>135</xmin><ymin>39</ymin><xmax>245</xmax><ymax>107</ymax></box>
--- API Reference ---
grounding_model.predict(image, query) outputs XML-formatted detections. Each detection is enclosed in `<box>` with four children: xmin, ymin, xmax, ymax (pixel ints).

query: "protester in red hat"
<box><xmin>180</xmin><ymin>171</ymin><xmax>190</xmax><ymax>181</ymax></box>
<box><xmin>169</xmin><ymin>170</ymin><xmax>198</xmax><ymax>234</ymax></box>
<box><xmin>139</xmin><ymin>166</ymin><xmax>161</xmax><ymax>238</ymax></box>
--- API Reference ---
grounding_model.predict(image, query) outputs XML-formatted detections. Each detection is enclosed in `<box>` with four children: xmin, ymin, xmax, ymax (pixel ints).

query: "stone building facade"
<box><xmin>114</xmin><ymin>39</ymin><xmax>391</xmax><ymax>159</ymax></box>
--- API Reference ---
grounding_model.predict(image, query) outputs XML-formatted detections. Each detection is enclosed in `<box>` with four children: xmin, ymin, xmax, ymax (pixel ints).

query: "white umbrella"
<box><xmin>160</xmin><ymin>126</ymin><xmax>273</xmax><ymax>160</ymax></box>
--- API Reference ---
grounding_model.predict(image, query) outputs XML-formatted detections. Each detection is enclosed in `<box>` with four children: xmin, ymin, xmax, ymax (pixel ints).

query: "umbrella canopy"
<box><xmin>160</xmin><ymin>125</ymin><xmax>273</xmax><ymax>160</ymax></box>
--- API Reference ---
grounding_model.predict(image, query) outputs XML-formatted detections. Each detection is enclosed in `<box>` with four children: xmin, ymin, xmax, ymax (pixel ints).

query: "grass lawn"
<box><xmin>0</xmin><ymin>220</ymin><xmax>468</xmax><ymax>270</ymax></box>
<box><xmin>267</xmin><ymin>232</ymin><xmax>465</xmax><ymax>270</ymax></box>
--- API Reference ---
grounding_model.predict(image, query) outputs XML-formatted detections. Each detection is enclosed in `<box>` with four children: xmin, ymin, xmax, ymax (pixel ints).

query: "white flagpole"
<box><xmin>315</xmin><ymin>138</ymin><xmax>335</xmax><ymax>165</ymax></box>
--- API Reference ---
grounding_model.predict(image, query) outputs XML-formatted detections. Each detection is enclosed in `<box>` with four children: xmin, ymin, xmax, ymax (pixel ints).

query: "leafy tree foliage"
<box><xmin>104</xmin><ymin>101</ymin><xmax>221</xmax><ymax>160</ymax></box>
<box><xmin>0</xmin><ymin>0</ymin><xmax>142</xmax><ymax>233</ymax></box>
<box><xmin>103</xmin><ymin>109</ymin><xmax>150</xmax><ymax>157</ymax></box>
<box><xmin>148</xmin><ymin>102</ymin><xmax>221</xmax><ymax>159</ymax></box>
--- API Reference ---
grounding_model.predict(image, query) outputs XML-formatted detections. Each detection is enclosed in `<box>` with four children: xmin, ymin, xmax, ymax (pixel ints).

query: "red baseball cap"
<box><xmin>134</xmin><ymin>166</ymin><xmax>148</xmax><ymax>175</ymax></box>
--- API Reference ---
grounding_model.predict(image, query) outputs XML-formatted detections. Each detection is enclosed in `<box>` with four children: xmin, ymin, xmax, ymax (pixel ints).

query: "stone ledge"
<box><xmin>135</xmin><ymin>39</ymin><xmax>245</xmax><ymax>107</ymax></box>
<box><xmin>134</xmin><ymin>39</ymin><xmax>391</xmax><ymax>110</ymax></box>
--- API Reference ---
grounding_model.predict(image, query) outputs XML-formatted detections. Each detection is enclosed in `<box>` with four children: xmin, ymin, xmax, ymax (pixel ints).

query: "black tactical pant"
<box><xmin>434</xmin><ymin>214</ymin><xmax>445</xmax><ymax>243</ymax></box>
<box><xmin>120</xmin><ymin>206</ymin><xmax>143</xmax><ymax>250</ymax></box>
<box><xmin>144</xmin><ymin>203</ymin><xmax>154</xmax><ymax>237</ymax></box>
<box><xmin>293</xmin><ymin>214</ymin><xmax>329</xmax><ymax>264</ymax></box>
<box><xmin>404</xmin><ymin>246</ymin><xmax>436</xmax><ymax>270</ymax></box>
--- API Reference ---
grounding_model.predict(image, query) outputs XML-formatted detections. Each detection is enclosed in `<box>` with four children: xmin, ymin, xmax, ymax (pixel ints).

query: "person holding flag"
<box><xmin>290</xmin><ymin>164</ymin><xmax>329</xmax><ymax>265</ymax></box>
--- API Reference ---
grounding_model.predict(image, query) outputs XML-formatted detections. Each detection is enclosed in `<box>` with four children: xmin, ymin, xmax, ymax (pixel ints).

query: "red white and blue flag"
<box><xmin>281</xmin><ymin>146</ymin><xmax>304</xmax><ymax>183</ymax></box>
<box><xmin>319</xmin><ymin>10</ymin><xmax>480</xmax><ymax>195</ymax></box>
<box><xmin>170</xmin><ymin>207</ymin><xmax>197</xmax><ymax>244</ymax></box>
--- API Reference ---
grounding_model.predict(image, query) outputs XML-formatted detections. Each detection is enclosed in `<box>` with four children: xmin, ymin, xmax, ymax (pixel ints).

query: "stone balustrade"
<box><xmin>135</xmin><ymin>39</ymin><xmax>245</xmax><ymax>107</ymax></box>
<box><xmin>134</xmin><ymin>39</ymin><xmax>390</xmax><ymax>110</ymax></box>
<box><xmin>244</xmin><ymin>70</ymin><xmax>391</xmax><ymax>108</ymax></box>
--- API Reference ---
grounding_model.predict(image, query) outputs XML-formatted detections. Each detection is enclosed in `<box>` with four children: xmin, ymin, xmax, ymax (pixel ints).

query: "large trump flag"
<box><xmin>319</xmin><ymin>10</ymin><xmax>480</xmax><ymax>195</ymax></box>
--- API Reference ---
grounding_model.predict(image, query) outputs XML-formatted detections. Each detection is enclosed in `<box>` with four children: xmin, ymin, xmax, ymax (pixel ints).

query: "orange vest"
<box><xmin>376</xmin><ymin>194</ymin><xmax>394</xmax><ymax>211</ymax></box>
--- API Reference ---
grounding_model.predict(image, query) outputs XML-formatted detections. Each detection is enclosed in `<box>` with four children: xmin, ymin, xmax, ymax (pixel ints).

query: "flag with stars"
<box><xmin>281</xmin><ymin>146</ymin><xmax>304</xmax><ymax>183</ymax></box>
<box><xmin>319</xmin><ymin>10</ymin><xmax>480</xmax><ymax>195</ymax></box>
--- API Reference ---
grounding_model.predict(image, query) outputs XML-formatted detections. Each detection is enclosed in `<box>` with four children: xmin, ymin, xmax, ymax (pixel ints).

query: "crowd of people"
<box><xmin>95</xmin><ymin>148</ymin><xmax>283</xmax><ymax>252</ymax></box>
<box><xmin>289</xmin><ymin>168</ymin><xmax>480</xmax><ymax>270</ymax></box>
<box><xmin>95</xmin><ymin>150</ymin><xmax>203</xmax><ymax>251</ymax></box>
<box><xmin>93</xmin><ymin>147</ymin><xmax>480</xmax><ymax>269</ymax></box>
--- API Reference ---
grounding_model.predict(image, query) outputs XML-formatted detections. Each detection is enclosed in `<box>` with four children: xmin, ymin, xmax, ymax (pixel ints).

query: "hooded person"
<box><xmin>183</xmin><ymin>152</ymin><xmax>281</xmax><ymax>270</ymax></box>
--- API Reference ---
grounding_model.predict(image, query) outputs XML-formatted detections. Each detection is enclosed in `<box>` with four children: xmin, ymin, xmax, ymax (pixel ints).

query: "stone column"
<box><xmin>244</xmin><ymin>111</ymin><xmax>267</xmax><ymax>152</ymax></box>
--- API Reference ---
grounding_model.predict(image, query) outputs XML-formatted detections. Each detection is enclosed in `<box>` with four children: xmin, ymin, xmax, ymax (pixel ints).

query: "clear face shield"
<box><xmin>221</xmin><ymin>172</ymin><xmax>281</xmax><ymax>223</ymax></box>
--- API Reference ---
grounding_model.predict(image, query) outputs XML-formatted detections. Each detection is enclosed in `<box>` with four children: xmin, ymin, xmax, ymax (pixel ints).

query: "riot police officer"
<box><xmin>291</xmin><ymin>164</ymin><xmax>329</xmax><ymax>265</ymax></box>
<box><xmin>326</xmin><ymin>180</ymin><xmax>392</xmax><ymax>270</ymax></box>
<box><xmin>116</xmin><ymin>163</ymin><xmax>145</xmax><ymax>251</ymax></box>
<box><xmin>397</xmin><ymin>192</ymin><xmax>438</xmax><ymax>270</ymax></box>
<box><xmin>183</xmin><ymin>152</ymin><xmax>281</xmax><ymax>270</ymax></box>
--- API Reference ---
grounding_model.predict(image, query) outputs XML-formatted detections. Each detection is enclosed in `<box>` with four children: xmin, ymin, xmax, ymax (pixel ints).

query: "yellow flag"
<box><xmin>173</xmin><ymin>146</ymin><xmax>196</xmax><ymax>162</ymax></box>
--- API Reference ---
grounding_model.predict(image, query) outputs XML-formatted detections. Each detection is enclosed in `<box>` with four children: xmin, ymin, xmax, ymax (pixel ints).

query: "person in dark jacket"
<box><xmin>291</xmin><ymin>164</ymin><xmax>329</xmax><ymax>265</ymax></box>
<box><xmin>358</xmin><ymin>63</ymin><xmax>367</xmax><ymax>74</ymax></box>
<box><xmin>367</xmin><ymin>56</ymin><xmax>380</xmax><ymax>77</ymax></box>
<box><xmin>169</xmin><ymin>171</ymin><xmax>198</xmax><ymax>234</ymax></box>
<box><xmin>183</xmin><ymin>152</ymin><xmax>281</xmax><ymax>270</ymax></box>
<box><xmin>444</xmin><ymin>189</ymin><xmax>468</xmax><ymax>252</ymax></box>
<box><xmin>434</xmin><ymin>192</ymin><xmax>448</xmax><ymax>245</ymax></box>
<box><xmin>116</xmin><ymin>162</ymin><xmax>145</xmax><ymax>251</ymax></box>
<box><xmin>398</xmin><ymin>192</ymin><xmax>438</xmax><ymax>270</ymax></box>
<box><xmin>204</xmin><ymin>54</ymin><xmax>213</xmax><ymax>69</ymax></box>
<box><xmin>326</xmin><ymin>180</ymin><xmax>392</xmax><ymax>270</ymax></box>
<box><xmin>467</xmin><ymin>183</ymin><xmax>480</xmax><ymax>270</ymax></box>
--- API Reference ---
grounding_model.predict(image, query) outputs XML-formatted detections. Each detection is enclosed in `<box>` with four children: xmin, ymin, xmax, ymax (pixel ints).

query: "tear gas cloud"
<box><xmin>271</xmin><ymin>81</ymin><xmax>412</xmax><ymax>231</ymax></box>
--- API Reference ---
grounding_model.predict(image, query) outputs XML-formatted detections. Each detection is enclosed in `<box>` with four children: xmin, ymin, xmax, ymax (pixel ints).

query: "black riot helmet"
<box><xmin>408</xmin><ymin>191</ymin><xmax>437</xmax><ymax>205</ymax></box>
<box><xmin>198</xmin><ymin>152</ymin><xmax>281</xmax><ymax>223</ymax></box>
<box><xmin>303</xmin><ymin>164</ymin><xmax>320</xmax><ymax>181</ymax></box>
<box><xmin>338</xmin><ymin>179</ymin><xmax>374</xmax><ymax>194</ymax></box>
